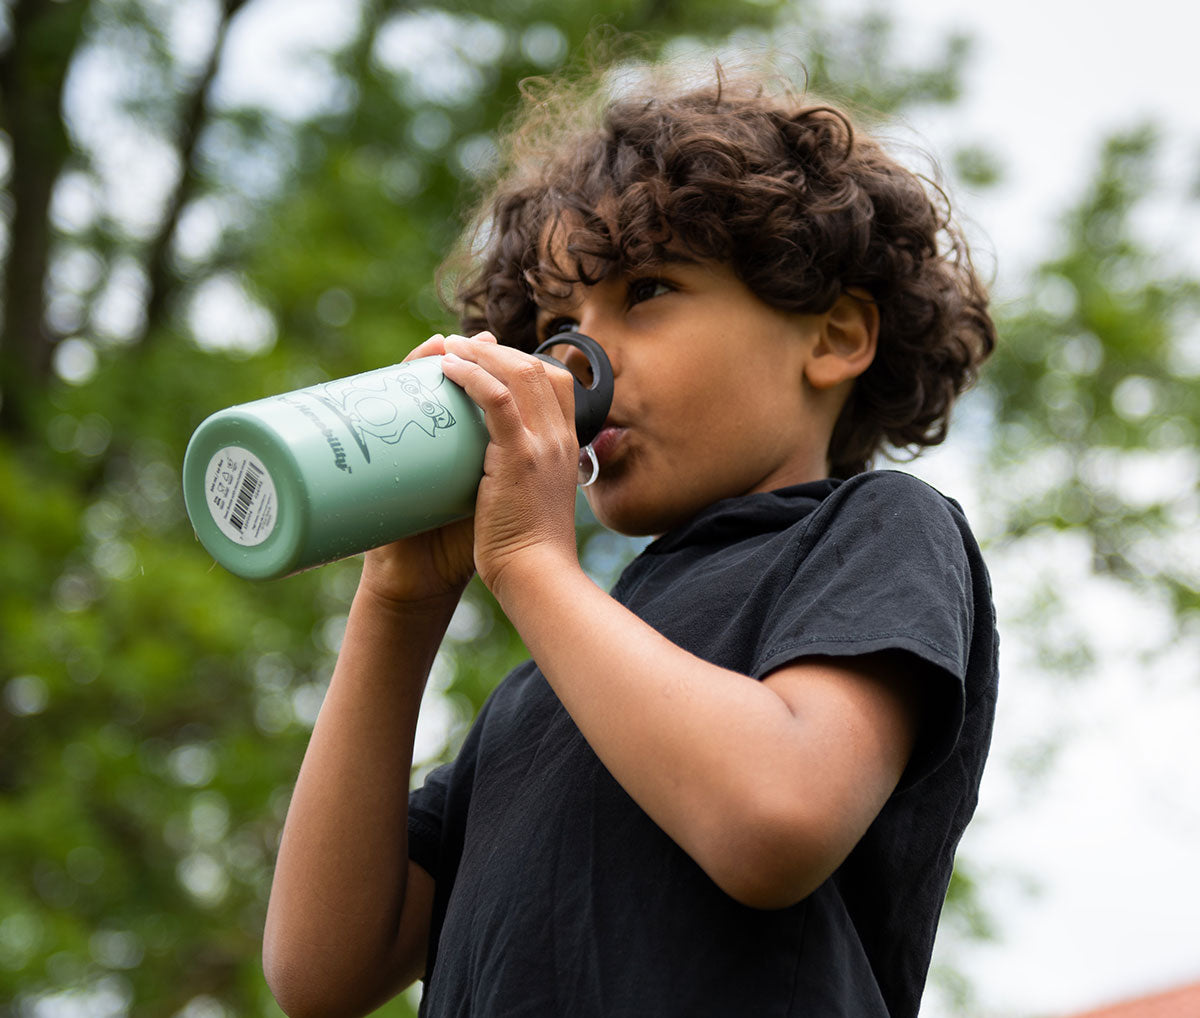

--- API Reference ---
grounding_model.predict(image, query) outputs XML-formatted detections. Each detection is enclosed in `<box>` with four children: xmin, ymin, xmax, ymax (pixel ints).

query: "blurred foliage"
<box><xmin>1</xmin><ymin>0</ymin><xmax>1198</xmax><ymax>1016</ymax></box>
<box><xmin>986</xmin><ymin>126</ymin><xmax>1200</xmax><ymax>637</ymax></box>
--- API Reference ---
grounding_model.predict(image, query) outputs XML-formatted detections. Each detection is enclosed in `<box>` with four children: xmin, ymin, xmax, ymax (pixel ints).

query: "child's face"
<box><xmin>535</xmin><ymin>252</ymin><xmax>842</xmax><ymax>536</ymax></box>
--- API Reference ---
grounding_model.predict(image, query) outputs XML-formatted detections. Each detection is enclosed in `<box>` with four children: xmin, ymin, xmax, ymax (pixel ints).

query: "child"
<box><xmin>263</xmin><ymin>59</ymin><xmax>999</xmax><ymax>1018</ymax></box>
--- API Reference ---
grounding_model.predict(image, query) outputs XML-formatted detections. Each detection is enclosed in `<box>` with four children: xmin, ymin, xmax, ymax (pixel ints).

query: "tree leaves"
<box><xmin>3</xmin><ymin>1</ymin><xmax>1198</xmax><ymax>1014</ymax></box>
<box><xmin>988</xmin><ymin>126</ymin><xmax>1200</xmax><ymax>621</ymax></box>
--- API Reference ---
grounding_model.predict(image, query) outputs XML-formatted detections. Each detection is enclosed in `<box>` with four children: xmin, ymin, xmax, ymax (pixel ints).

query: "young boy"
<box><xmin>263</xmin><ymin>61</ymin><xmax>999</xmax><ymax>1018</ymax></box>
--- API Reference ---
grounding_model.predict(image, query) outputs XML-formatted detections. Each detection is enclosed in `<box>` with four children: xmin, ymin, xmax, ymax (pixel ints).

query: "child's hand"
<box><xmin>438</xmin><ymin>334</ymin><xmax>581</xmax><ymax>601</ymax></box>
<box><xmin>357</xmin><ymin>333</ymin><xmax>485</xmax><ymax>608</ymax></box>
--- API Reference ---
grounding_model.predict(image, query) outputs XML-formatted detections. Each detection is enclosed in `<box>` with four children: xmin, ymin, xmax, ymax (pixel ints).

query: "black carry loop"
<box><xmin>533</xmin><ymin>331</ymin><xmax>614</xmax><ymax>446</ymax></box>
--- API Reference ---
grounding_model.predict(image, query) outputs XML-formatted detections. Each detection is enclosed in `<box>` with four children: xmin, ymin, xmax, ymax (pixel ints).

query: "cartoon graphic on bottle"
<box><xmin>313</xmin><ymin>369</ymin><xmax>457</xmax><ymax>464</ymax></box>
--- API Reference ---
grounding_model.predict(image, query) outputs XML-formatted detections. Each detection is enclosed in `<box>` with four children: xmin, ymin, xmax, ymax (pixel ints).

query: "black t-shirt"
<box><xmin>408</xmin><ymin>470</ymin><xmax>998</xmax><ymax>1017</ymax></box>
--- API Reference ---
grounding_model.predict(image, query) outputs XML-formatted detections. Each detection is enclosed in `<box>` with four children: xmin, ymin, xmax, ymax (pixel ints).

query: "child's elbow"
<box><xmin>263</xmin><ymin>961</ymin><xmax>314</xmax><ymax>1018</ymax></box>
<box><xmin>263</xmin><ymin>957</ymin><xmax>327</xmax><ymax>1018</ymax></box>
<box><xmin>263</xmin><ymin>946</ymin><xmax>368</xmax><ymax>1018</ymax></box>
<box><xmin>704</xmin><ymin>796</ymin><xmax>846</xmax><ymax>910</ymax></box>
<box><xmin>711</xmin><ymin>856</ymin><xmax>828</xmax><ymax>911</ymax></box>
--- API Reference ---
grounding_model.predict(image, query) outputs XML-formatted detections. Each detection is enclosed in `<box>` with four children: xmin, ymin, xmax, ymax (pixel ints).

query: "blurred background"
<box><xmin>1</xmin><ymin>1</ymin><xmax>1197</xmax><ymax>1016</ymax></box>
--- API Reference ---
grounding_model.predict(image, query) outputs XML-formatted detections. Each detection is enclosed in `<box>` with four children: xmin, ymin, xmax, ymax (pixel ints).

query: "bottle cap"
<box><xmin>532</xmin><ymin>331</ymin><xmax>614</xmax><ymax>446</ymax></box>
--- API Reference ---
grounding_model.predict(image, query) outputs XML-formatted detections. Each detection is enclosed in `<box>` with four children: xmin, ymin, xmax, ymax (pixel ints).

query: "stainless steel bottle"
<box><xmin>181</xmin><ymin>332</ymin><xmax>612</xmax><ymax>580</ymax></box>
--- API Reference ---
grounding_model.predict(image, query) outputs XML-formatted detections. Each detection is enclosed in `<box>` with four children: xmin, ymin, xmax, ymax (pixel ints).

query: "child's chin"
<box><xmin>585</xmin><ymin>490</ymin><xmax>686</xmax><ymax>539</ymax></box>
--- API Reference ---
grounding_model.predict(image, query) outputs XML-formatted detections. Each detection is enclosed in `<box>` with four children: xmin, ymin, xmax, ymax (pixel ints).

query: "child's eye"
<box><xmin>627</xmin><ymin>277</ymin><xmax>672</xmax><ymax>306</ymax></box>
<box><xmin>540</xmin><ymin>316</ymin><xmax>579</xmax><ymax>341</ymax></box>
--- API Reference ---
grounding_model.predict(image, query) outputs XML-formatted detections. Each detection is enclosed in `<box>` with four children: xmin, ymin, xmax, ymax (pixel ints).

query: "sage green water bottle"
<box><xmin>182</xmin><ymin>332</ymin><xmax>613</xmax><ymax>581</ymax></box>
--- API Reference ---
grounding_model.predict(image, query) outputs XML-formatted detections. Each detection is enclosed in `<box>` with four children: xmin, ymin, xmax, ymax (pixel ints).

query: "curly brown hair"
<box><xmin>447</xmin><ymin>63</ymin><xmax>996</xmax><ymax>478</ymax></box>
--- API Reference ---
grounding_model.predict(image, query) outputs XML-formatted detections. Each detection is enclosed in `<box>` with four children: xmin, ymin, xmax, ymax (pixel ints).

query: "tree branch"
<box><xmin>135</xmin><ymin>0</ymin><xmax>251</xmax><ymax>346</ymax></box>
<box><xmin>0</xmin><ymin>0</ymin><xmax>91</xmax><ymax>436</ymax></box>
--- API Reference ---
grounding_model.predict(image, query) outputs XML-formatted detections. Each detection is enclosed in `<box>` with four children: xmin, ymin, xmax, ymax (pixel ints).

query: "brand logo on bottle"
<box><xmin>281</xmin><ymin>395</ymin><xmax>355</xmax><ymax>473</ymax></box>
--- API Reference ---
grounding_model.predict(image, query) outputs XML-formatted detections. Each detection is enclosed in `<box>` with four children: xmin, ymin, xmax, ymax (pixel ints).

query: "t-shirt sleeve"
<box><xmin>752</xmin><ymin>471</ymin><xmax>979</xmax><ymax>783</ymax></box>
<box><xmin>408</xmin><ymin>759</ymin><xmax>454</xmax><ymax>878</ymax></box>
<box><xmin>407</xmin><ymin>694</ymin><xmax>492</xmax><ymax>882</ymax></box>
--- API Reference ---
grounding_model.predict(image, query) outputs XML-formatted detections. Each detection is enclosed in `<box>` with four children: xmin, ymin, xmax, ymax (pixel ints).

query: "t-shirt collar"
<box><xmin>644</xmin><ymin>479</ymin><xmax>842</xmax><ymax>554</ymax></box>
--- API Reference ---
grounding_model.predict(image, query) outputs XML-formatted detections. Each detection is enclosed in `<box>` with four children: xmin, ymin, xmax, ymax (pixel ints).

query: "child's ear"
<box><xmin>804</xmin><ymin>291</ymin><xmax>879</xmax><ymax>390</ymax></box>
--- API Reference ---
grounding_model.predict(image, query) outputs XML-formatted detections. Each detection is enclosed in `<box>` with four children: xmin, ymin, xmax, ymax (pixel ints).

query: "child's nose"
<box><xmin>542</xmin><ymin>335</ymin><xmax>608</xmax><ymax>387</ymax></box>
<box><xmin>560</xmin><ymin>342</ymin><xmax>596</xmax><ymax>386</ymax></box>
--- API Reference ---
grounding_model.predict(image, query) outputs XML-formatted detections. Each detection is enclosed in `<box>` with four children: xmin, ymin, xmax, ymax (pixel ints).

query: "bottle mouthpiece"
<box><xmin>532</xmin><ymin>331</ymin><xmax>614</xmax><ymax>447</ymax></box>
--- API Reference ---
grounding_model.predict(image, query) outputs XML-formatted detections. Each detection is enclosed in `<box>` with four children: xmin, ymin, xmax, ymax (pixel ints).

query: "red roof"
<box><xmin>1064</xmin><ymin>981</ymin><xmax>1200</xmax><ymax>1018</ymax></box>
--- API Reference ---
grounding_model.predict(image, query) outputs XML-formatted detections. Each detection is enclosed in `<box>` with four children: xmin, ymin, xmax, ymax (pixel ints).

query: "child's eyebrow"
<box><xmin>531</xmin><ymin>285</ymin><xmax>578</xmax><ymax>316</ymax></box>
<box><xmin>531</xmin><ymin>248</ymin><xmax>703</xmax><ymax>311</ymax></box>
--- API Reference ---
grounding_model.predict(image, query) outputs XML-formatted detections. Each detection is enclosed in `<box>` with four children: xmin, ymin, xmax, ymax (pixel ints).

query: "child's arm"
<box><xmin>262</xmin><ymin>573</ymin><xmax>453</xmax><ymax>1017</ymax></box>
<box><xmin>263</xmin><ymin>336</ymin><xmax>485</xmax><ymax>1018</ymax></box>
<box><xmin>498</xmin><ymin>567</ymin><xmax>921</xmax><ymax>909</ymax></box>
<box><xmin>441</xmin><ymin>336</ymin><xmax>926</xmax><ymax>910</ymax></box>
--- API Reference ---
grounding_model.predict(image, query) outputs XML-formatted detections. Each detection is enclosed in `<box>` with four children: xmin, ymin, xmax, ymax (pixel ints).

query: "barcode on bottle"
<box><xmin>230</xmin><ymin>462</ymin><xmax>264</xmax><ymax>532</ymax></box>
<box><xmin>205</xmin><ymin>445</ymin><xmax>277</xmax><ymax>548</ymax></box>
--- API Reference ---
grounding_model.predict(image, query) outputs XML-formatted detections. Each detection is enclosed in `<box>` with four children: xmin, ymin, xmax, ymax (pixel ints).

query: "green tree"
<box><xmin>5</xmin><ymin>1</ymin><xmax>1196</xmax><ymax>1016</ymax></box>
<box><xmin>929</xmin><ymin>123</ymin><xmax>1200</xmax><ymax>1016</ymax></box>
<box><xmin>987</xmin><ymin>126</ymin><xmax>1199</xmax><ymax>625</ymax></box>
<box><xmin>0</xmin><ymin>3</ymin><xmax>797</xmax><ymax>1016</ymax></box>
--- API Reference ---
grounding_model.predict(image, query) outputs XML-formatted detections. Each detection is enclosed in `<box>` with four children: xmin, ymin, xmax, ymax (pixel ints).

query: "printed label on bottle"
<box><xmin>204</xmin><ymin>446</ymin><xmax>277</xmax><ymax>546</ymax></box>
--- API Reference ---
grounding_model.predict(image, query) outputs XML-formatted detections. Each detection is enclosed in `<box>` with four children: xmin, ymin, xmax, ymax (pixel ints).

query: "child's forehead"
<box><xmin>526</xmin><ymin>209</ymin><xmax>610</xmax><ymax>308</ymax></box>
<box><xmin>534</xmin><ymin>206</ymin><xmax>610</xmax><ymax>269</ymax></box>
<box><xmin>538</xmin><ymin>209</ymin><xmax>694</xmax><ymax>257</ymax></box>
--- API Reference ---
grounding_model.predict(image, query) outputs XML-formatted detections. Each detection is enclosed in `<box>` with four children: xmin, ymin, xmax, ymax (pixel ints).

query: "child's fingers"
<box><xmin>440</xmin><ymin>350</ymin><xmax>529</xmax><ymax>449</ymax></box>
<box><xmin>404</xmin><ymin>334</ymin><xmax>449</xmax><ymax>362</ymax></box>
<box><xmin>404</xmin><ymin>330</ymin><xmax>499</xmax><ymax>363</ymax></box>
<box><xmin>442</xmin><ymin>336</ymin><xmax>575</xmax><ymax>441</ymax></box>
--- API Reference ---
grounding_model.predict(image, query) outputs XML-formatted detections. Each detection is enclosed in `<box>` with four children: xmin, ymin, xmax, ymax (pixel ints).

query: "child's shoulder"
<box><xmin>808</xmin><ymin>468</ymin><xmax>978</xmax><ymax>552</ymax></box>
<box><xmin>815</xmin><ymin>468</ymin><xmax>962</xmax><ymax>515</ymax></box>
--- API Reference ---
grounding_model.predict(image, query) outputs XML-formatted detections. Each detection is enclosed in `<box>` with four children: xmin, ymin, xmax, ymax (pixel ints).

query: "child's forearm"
<box><xmin>263</xmin><ymin>580</ymin><xmax>455</xmax><ymax>1017</ymax></box>
<box><xmin>491</xmin><ymin>550</ymin><xmax>918</xmax><ymax>910</ymax></box>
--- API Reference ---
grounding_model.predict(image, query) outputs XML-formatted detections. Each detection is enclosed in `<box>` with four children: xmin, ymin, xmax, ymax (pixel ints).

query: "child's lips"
<box><xmin>588</xmin><ymin>423</ymin><xmax>625</xmax><ymax>466</ymax></box>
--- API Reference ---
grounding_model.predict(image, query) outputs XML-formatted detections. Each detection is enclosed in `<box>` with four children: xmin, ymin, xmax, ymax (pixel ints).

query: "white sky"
<box><xmin>867</xmin><ymin>0</ymin><xmax>1200</xmax><ymax>287</ymax></box>
<box><xmin>866</xmin><ymin>1</ymin><xmax>1200</xmax><ymax>1014</ymax></box>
